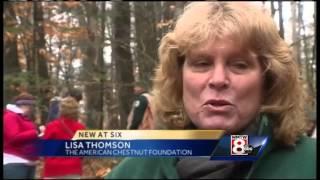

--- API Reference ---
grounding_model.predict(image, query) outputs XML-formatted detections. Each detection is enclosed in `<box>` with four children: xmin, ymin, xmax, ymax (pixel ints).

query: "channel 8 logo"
<box><xmin>231</xmin><ymin>135</ymin><xmax>253</xmax><ymax>155</ymax></box>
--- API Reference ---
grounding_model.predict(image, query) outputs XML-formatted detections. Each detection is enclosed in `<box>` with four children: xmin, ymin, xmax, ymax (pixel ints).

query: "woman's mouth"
<box><xmin>202</xmin><ymin>99</ymin><xmax>233</xmax><ymax>113</ymax></box>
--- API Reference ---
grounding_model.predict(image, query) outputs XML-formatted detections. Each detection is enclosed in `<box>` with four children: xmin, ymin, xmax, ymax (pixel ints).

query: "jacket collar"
<box><xmin>245</xmin><ymin>114</ymin><xmax>275</xmax><ymax>179</ymax></box>
<box><xmin>6</xmin><ymin>104</ymin><xmax>24</xmax><ymax>114</ymax></box>
<box><xmin>50</xmin><ymin>96</ymin><xmax>61</xmax><ymax>102</ymax></box>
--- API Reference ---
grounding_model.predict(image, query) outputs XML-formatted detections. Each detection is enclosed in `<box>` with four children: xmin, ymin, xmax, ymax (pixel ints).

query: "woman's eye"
<box><xmin>188</xmin><ymin>60</ymin><xmax>212</xmax><ymax>72</ymax></box>
<box><xmin>232</xmin><ymin>62</ymin><xmax>249</xmax><ymax>69</ymax></box>
<box><xmin>229</xmin><ymin>60</ymin><xmax>251</xmax><ymax>73</ymax></box>
<box><xmin>194</xmin><ymin>61</ymin><xmax>210</xmax><ymax>67</ymax></box>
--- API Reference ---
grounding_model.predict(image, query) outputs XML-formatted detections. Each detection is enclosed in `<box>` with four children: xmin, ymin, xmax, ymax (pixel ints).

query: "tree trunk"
<box><xmin>99</xmin><ymin>2</ymin><xmax>106</xmax><ymax>129</ymax></box>
<box><xmin>4</xmin><ymin>3</ymin><xmax>20</xmax><ymax>75</ymax></box>
<box><xmin>278</xmin><ymin>1</ymin><xmax>284</xmax><ymax>39</ymax></box>
<box><xmin>271</xmin><ymin>1</ymin><xmax>276</xmax><ymax>18</ymax></box>
<box><xmin>297</xmin><ymin>2</ymin><xmax>306</xmax><ymax>81</ymax></box>
<box><xmin>291</xmin><ymin>1</ymin><xmax>301</xmax><ymax>68</ymax></box>
<box><xmin>4</xmin><ymin>2</ymin><xmax>21</xmax><ymax>106</ymax></box>
<box><xmin>34</xmin><ymin>1</ymin><xmax>49</xmax><ymax>124</ymax></box>
<box><xmin>112</xmin><ymin>1</ymin><xmax>134</xmax><ymax>129</ymax></box>
<box><xmin>82</xmin><ymin>2</ymin><xmax>102</xmax><ymax>129</ymax></box>
<box><xmin>299</xmin><ymin>3</ymin><xmax>314</xmax><ymax>97</ymax></box>
<box><xmin>134</xmin><ymin>2</ymin><xmax>158</xmax><ymax>89</ymax></box>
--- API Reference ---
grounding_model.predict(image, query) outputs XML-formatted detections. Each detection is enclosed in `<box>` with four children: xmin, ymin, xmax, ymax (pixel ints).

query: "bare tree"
<box><xmin>112</xmin><ymin>1</ymin><xmax>134</xmax><ymax>129</ymax></box>
<box><xmin>99</xmin><ymin>2</ymin><xmax>106</xmax><ymax>129</ymax></box>
<box><xmin>33</xmin><ymin>2</ymin><xmax>50</xmax><ymax>123</ymax></box>
<box><xmin>4</xmin><ymin>2</ymin><xmax>20</xmax><ymax>75</ymax></box>
<box><xmin>270</xmin><ymin>1</ymin><xmax>276</xmax><ymax>18</ymax></box>
<box><xmin>4</xmin><ymin>2</ymin><xmax>21</xmax><ymax>106</ymax></box>
<box><xmin>291</xmin><ymin>1</ymin><xmax>301</xmax><ymax>68</ymax></box>
<box><xmin>278</xmin><ymin>1</ymin><xmax>284</xmax><ymax>39</ymax></box>
<box><xmin>82</xmin><ymin>2</ymin><xmax>103</xmax><ymax>129</ymax></box>
<box><xmin>134</xmin><ymin>2</ymin><xmax>158</xmax><ymax>89</ymax></box>
<box><xmin>299</xmin><ymin>3</ymin><xmax>315</xmax><ymax>96</ymax></box>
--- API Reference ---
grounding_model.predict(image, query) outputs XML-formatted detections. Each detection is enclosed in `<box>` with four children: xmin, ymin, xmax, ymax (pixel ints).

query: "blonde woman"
<box><xmin>106</xmin><ymin>2</ymin><xmax>315</xmax><ymax>179</ymax></box>
<box><xmin>42</xmin><ymin>97</ymin><xmax>86</xmax><ymax>179</ymax></box>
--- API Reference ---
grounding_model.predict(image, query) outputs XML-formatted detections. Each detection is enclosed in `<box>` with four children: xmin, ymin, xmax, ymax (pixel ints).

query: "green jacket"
<box><xmin>105</xmin><ymin>118</ymin><xmax>316</xmax><ymax>179</ymax></box>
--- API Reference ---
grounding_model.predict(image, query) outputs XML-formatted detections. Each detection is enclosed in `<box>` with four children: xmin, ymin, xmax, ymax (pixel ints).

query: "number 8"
<box><xmin>232</xmin><ymin>139</ymin><xmax>245</xmax><ymax>154</ymax></box>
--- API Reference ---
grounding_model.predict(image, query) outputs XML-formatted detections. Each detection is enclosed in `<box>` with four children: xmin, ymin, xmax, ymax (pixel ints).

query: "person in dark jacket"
<box><xmin>127</xmin><ymin>85</ymin><xmax>155</xmax><ymax>130</ymax></box>
<box><xmin>105</xmin><ymin>2</ymin><xmax>316</xmax><ymax>179</ymax></box>
<box><xmin>3</xmin><ymin>92</ymin><xmax>39</xmax><ymax>179</ymax></box>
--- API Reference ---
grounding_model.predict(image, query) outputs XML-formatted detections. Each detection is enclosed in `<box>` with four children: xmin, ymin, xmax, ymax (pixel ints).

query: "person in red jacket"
<box><xmin>42</xmin><ymin>96</ymin><xmax>86</xmax><ymax>179</ymax></box>
<box><xmin>3</xmin><ymin>92</ymin><xmax>39</xmax><ymax>179</ymax></box>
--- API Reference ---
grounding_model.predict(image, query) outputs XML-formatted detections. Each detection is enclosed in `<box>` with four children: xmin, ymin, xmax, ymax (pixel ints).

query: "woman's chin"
<box><xmin>194</xmin><ymin>116</ymin><xmax>233</xmax><ymax>130</ymax></box>
<box><xmin>195</xmin><ymin>121</ymin><xmax>231</xmax><ymax>131</ymax></box>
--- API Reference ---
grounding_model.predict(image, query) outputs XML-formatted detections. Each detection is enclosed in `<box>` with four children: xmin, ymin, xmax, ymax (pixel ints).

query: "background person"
<box><xmin>3</xmin><ymin>92</ymin><xmax>39</xmax><ymax>179</ymax></box>
<box><xmin>46</xmin><ymin>88</ymin><xmax>83</xmax><ymax>124</ymax></box>
<box><xmin>127</xmin><ymin>85</ymin><xmax>155</xmax><ymax>130</ymax></box>
<box><xmin>42</xmin><ymin>97</ymin><xmax>86</xmax><ymax>179</ymax></box>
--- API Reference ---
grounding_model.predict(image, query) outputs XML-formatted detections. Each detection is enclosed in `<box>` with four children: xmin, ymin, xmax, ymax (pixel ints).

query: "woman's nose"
<box><xmin>208</xmin><ymin>65</ymin><xmax>230</xmax><ymax>90</ymax></box>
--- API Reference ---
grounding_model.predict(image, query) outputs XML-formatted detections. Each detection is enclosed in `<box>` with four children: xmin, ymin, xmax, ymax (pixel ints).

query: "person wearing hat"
<box><xmin>3</xmin><ymin>92</ymin><xmax>40</xmax><ymax>179</ymax></box>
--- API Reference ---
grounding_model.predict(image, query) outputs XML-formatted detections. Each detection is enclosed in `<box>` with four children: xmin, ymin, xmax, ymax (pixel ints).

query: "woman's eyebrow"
<box><xmin>187</xmin><ymin>52</ymin><xmax>212</xmax><ymax>60</ymax></box>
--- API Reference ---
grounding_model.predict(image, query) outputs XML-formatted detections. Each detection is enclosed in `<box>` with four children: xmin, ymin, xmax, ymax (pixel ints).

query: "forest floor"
<box><xmin>35</xmin><ymin>157</ymin><xmax>122</xmax><ymax>179</ymax></box>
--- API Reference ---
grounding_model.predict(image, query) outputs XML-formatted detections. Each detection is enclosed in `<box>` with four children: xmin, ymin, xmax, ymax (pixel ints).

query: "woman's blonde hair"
<box><xmin>152</xmin><ymin>2</ymin><xmax>308</xmax><ymax>146</ymax></box>
<box><xmin>59</xmin><ymin>97</ymin><xmax>79</xmax><ymax>120</ymax></box>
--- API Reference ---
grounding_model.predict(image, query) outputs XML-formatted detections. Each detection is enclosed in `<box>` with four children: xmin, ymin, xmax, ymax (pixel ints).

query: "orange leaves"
<box><xmin>8</xmin><ymin>2</ymin><xmax>90</xmax><ymax>45</ymax></box>
<box><xmin>76</xmin><ymin>49</ymin><xmax>83</xmax><ymax>59</ymax></box>
<box><xmin>44</xmin><ymin>21</ymin><xmax>88</xmax><ymax>40</ymax></box>
<box><xmin>5</xmin><ymin>19</ymin><xmax>18</xmax><ymax>27</ymax></box>
<box><xmin>40</xmin><ymin>50</ymin><xmax>58</xmax><ymax>64</ymax></box>
<box><xmin>12</xmin><ymin>2</ymin><xmax>33</xmax><ymax>18</ymax></box>
<box><xmin>4</xmin><ymin>32</ymin><xmax>16</xmax><ymax>42</ymax></box>
<box><xmin>65</xmin><ymin>28</ymin><xmax>88</xmax><ymax>40</ymax></box>
<box><xmin>63</xmin><ymin>1</ymin><xmax>81</xmax><ymax>9</ymax></box>
<box><xmin>42</xmin><ymin>2</ymin><xmax>59</xmax><ymax>11</ymax></box>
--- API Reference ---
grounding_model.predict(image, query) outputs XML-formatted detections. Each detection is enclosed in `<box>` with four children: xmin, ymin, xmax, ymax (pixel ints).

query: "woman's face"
<box><xmin>20</xmin><ymin>104</ymin><xmax>34</xmax><ymax>118</ymax></box>
<box><xmin>182</xmin><ymin>37</ymin><xmax>264</xmax><ymax>133</ymax></box>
